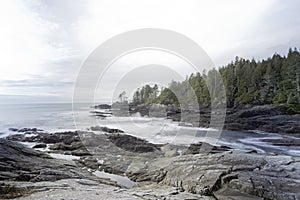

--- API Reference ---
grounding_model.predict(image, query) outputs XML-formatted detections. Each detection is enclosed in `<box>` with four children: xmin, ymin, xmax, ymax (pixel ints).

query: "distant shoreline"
<box><xmin>94</xmin><ymin>102</ymin><xmax>300</xmax><ymax>138</ymax></box>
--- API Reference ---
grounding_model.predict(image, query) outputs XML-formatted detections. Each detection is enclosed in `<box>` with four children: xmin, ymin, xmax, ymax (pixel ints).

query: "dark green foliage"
<box><xmin>132</xmin><ymin>48</ymin><xmax>300</xmax><ymax>108</ymax></box>
<box><xmin>133</xmin><ymin>84</ymin><xmax>159</xmax><ymax>105</ymax></box>
<box><xmin>159</xmin><ymin>87</ymin><xmax>179</xmax><ymax>106</ymax></box>
<box><xmin>281</xmin><ymin>104</ymin><xmax>300</xmax><ymax>114</ymax></box>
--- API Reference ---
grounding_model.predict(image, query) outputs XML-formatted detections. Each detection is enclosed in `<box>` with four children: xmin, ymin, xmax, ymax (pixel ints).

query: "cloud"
<box><xmin>0</xmin><ymin>79</ymin><xmax>73</xmax><ymax>88</ymax></box>
<box><xmin>0</xmin><ymin>94</ymin><xmax>67</xmax><ymax>104</ymax></box>
<box><xmin>0</xmin><ymin>0</ymin><xmax>82</xmax><ymax>101</ymax></box>
<box><xmin>1</xmin><ymin>0</ymin><xmax>300</xmax><ymax>103</ymax></box>
<box><xmin>0</xmin><ymin>1</ymin><xmax>51</xmax><ymax>79</ymax></box>
<box><xmin>75</xmin><ymin>0</ymin><xmax>278</xmax><ymax>64</ymax></box>
<box><xmin>0</xmin><ymin>0</ymin><xmax>81</xmax><ymax>78</ymax></box>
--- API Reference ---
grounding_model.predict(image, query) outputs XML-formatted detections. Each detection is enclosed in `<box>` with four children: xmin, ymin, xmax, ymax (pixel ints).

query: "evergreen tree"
<box><xmin>131</xmin><ymin>48</ymin><xmax>300</xmax><ymax>109</ymax></box>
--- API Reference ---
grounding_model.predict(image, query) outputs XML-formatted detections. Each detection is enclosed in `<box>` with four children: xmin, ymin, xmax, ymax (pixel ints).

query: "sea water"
<box><xmin>0</xmin><ymin>103</ymin><xmax>299</xmax><ymax>156</ymax></box>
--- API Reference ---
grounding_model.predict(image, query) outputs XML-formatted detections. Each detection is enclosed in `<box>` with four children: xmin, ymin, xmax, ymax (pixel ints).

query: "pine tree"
<box><xmin>131</xmin><ymin>48</ymin><xmax>300</xmax><ymax>109</ymax></box>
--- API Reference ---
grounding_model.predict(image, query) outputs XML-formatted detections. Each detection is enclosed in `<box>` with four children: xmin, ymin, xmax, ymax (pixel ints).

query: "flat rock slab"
<box><xmin>13</xmin><ymin>179</ymin><xmax>138</xmax><ymax>200</ymax></box>
<box><xmin>10</xmin><ymin>179</ymin><xmax>212</xmax><ymax>200</ymax></box>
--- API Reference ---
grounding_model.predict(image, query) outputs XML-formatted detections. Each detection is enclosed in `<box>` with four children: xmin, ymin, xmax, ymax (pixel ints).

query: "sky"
<box><xmin>0</xmin><ymin>0</ymin><xmax>300</xmax><ymax>103</ymax></box>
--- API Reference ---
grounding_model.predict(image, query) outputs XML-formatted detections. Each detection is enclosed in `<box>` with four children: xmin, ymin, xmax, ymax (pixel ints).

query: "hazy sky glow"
<box><xmin>0</xmin><ymin>0</ymin><xmax>300</xmax><ymax>103</ymax></box>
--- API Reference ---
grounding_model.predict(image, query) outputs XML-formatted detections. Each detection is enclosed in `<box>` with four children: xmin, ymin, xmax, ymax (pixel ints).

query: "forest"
<box><xmin>131</xmin><ymin>48</ymin><xmax>300</xmax><ymax>110</ymax></box>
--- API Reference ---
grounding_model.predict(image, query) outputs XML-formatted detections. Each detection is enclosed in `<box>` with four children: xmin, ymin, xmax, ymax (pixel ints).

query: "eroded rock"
<box><xmin>3</xmin><ymin>128</ymin><xmax>300</xmax><ymax>199</ymax></box>
<box><xmin>107</xmin><ymin>133</ymin><xmax>161</xmax><ymax>153</ymax></box>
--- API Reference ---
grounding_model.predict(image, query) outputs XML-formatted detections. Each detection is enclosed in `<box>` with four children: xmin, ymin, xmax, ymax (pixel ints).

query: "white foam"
<box><xmin>287</xmin><ymin>150</ymin><xmax>300</xmax><ymax>156</ymax></box>
<box><xmin>19</xmin><ymin>141</ymin><xmax>39</xmax><ymax>148</ymax></box>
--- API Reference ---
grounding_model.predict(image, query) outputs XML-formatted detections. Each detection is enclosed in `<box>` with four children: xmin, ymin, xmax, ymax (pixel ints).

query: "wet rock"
<box><xmin>46</xmin><ymin>132</ymin><xmax>80</xmax><ymax>145</ymax></box>
<box><xmin>107</xmin><ymin>134</ymin><xmax>160</xmax><ymax>153</ymax></box>
<box><xmin>3</xmin><ymin>127</ymin><xmax>300</xmax><ymax>199</ymax></box>
<box><xmin>128</xmin><ymin>104</ymin><xmax>300</xmax><ymax>136</ymax></box>
<box><xmin>71</xmin><ymin>149</ymin><xmax>92</xmax><ymax>156</ymax></box>
<box><xmin>49</xmin><ymin>141</ymin><xmax>83</xmax><ymax>151</ymax></box>
<box><xmin>90</xmin><ymin>126</ymin><xmax>124</xmax><ymax>133</ymax></box>
<box><xmin>183</xmin><ymin>142</ymin><xmax>232</xmax><ymax>155</ymax></box>
<box><xmin>32</xmin><ymin>144</ymin><xmax>47</xmax><ymax>149</ymax></box>
<box><xmin>6</xmin><ymin>134</ymin><xmax>26</xmax><ymax>142</ymax></box>
<box><xmin>8</xmin><ymin>127</ymin><xmax>44</xmax><ymax>133</ymax></box>
<box><xmin>246</xmin><ymin>150</ymin><xmax>258</xmax><ymax>154</ymax></box>
<box><xmin>8</xmin><ymin>128</ymin><xmax>19</xmax><ymax>132</ymax></box>
<box><xmin>261</xmin><ymin>138</ymin><xmax>300</xmax><ymax>146</ymax></box>
<box><xmin>236</xmin><ymin>106</ymin><xmax>283</xmax><ymax>118</ymax></box>
<box><xmin>7</xmin><ymin>131</ymin><xmax>81</xmax><ymax>145</ymax></box>
<box><xmin>18</xmin><ymin>128</ymin><xmax>39</xmax><ymax>132</ymax></box>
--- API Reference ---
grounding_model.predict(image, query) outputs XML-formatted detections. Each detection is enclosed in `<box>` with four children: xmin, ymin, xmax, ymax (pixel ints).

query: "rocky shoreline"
<box><xmin>0</xmin><ymin>127</ymin><xmax>299</xmax><ymax>199</ymax></box>
<box><xmin>95</xmin><ymin>103</ymin><xmax>300</xmax><ymax>137</ymax></box>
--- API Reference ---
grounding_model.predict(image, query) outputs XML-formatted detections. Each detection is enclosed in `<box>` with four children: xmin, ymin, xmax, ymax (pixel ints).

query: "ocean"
<box><xmin>0</xmin><ymin>103</ymin><xmax>299</xmax><ymax>156</ymax></box>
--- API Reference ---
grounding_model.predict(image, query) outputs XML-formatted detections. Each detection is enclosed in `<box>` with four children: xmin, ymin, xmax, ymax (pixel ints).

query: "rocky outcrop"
<box><xmin>182</xmin><ymin>142</ymin><xmax>232</xmax><ymax>154</ymax></box>
<box><xmin>128</xmin><ymin>104</ymin><xmax>300</xmax><ymax>136</ymax></box>
<box><xmin>90</xmin><ymin>104</ymin><xmax>112</xmax><ymax>117</ymax></box>
<box><xmin>6</xmin><ymin>131</ymin><xmax>81</xmax><ymax>144</ymax></box>
<box><xmin>126</xmin><ymin>151</ymin><xmax>300</xmax><ymax>199</ymax></box>
<box><xmin>3</xmin><ymin>127</ymin><xmax>300</xmax><ymax>199</ymax></box>
<box><xmin>224</xmin><ymin>105</ymin><xmax>300</xmax><ymax>137</ymax></box>
<box><xmin>0</xmin><ymin>139</ymin><xmax>84</xmax><ymax>182</ymax></box>
<box><xmin>261</xmin><ymin>138</ymin><xmax>300</xmax><ymax>146</ymax></box>
<box><xmin>93</xmin><ymin>104</ymin><xmax>111</xmax><ymax>109</ymax></box>
<box><xmin>107</xmin><ymin>134</ymin><xmax>161</xmax><ymax>153</ymax></box>
<box><xmin>90</xmin><ymin>126</ymin><xmax>124</xmax><ymax>133</ymax></box>
<box><xmin>9</xmin><ymin>128</ymin><xmax>44</xmax><ymax>133</ymax></box>
<box><xmin>5</xmin><ymin>178</ymin><xmax>211</xmax><ymax>200</ymax></box>
<box><xmin>6</xmin><ymin>130</ymin><xmax>91</xmax><ymax>156</ymax></box>
<box><xmin>48</xmin><ymin>141</ymin><xmax>83</xmax><ymax>151</ymax></box>
<box><xmin>236</xmin><ymin>105</ymin><xmax>286</xmax><ymax>118</ymax></box>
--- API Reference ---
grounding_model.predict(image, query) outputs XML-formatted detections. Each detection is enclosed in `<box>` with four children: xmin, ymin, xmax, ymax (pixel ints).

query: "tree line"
<box><xmin>132</xmin><ymin>48</ymin><xmax>300</xmax><ymax>109</ymax></box>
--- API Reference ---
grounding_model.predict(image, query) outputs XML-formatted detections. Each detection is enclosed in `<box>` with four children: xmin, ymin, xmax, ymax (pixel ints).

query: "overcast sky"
<box><xmin>0</xmin><ymin>0</ymin><xmax>300</xmax><ymax>103</ymax></box>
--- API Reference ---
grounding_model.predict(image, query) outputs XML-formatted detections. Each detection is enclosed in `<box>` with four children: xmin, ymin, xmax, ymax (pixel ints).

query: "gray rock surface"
<box><xmin>8</xmin><ymin>179</ymin><xmax>210</xmax><ymax>200</ymax></box>
<box><xmin>2</xmin><ymin>127</ymin><xmax>300</xmax><ymax>199</ymax></box>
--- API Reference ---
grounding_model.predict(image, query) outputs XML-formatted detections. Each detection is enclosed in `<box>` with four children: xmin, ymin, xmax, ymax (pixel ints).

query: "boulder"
<box><xmin>32</xmin><ymin>143</ymin><xmax>47</xmax><ymax>148</ymax></box>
